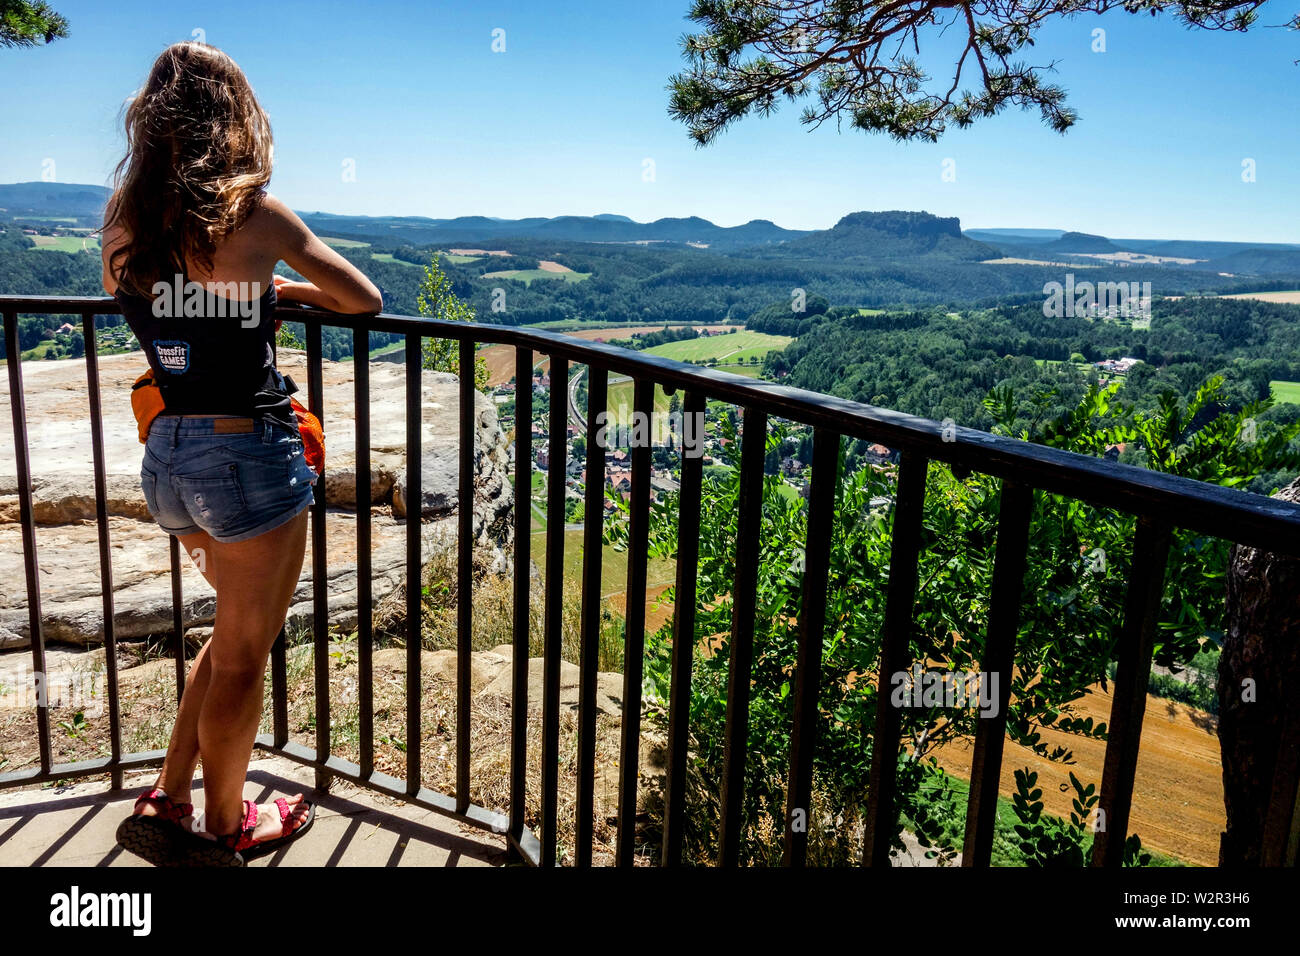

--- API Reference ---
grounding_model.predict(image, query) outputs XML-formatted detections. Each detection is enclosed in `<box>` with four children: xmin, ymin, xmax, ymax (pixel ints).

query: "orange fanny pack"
<box><xmin>130</xmin><ymin>371</ymin><xmax>166</xmax><ymax>443</ymax></box>
<box><xmin>290</xmin><ymin>396</ymin><xmax>325</xmax><ymax>476</ymax></box>
<box><xmin>129</xmin><ymin>370</ymin><xmax>325</xmax><ymax>476</ymax></box>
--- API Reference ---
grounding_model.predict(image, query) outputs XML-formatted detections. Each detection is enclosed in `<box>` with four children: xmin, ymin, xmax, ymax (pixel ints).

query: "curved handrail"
<box><xmin>3</xmin><ymin>293</ymin><xmax>1299</xmax><ymax>556</ymax></box>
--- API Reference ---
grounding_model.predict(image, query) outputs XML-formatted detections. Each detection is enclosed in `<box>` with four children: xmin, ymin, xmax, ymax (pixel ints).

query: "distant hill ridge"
<box><xmin>0</xmin><ymin>182</ymin><xmax>808</xmax><ymax>250</ymax></box>
<box><xmin>752</xmin><ymin>210</ymin><xmax>999</xmax><ymax>261</ymax></box>
<box><xmin>0</xmin><ymin>181</ymin><xmax>112</xmax><ymax>220</ymax></box>
<box><xmin>1042</xmin><ymin>231</ymin><xmax>1120</xmax><ymax>254</ymax></box>
<box><xmin>3</xmin><ymin>182</ymin><xmax>1298</xmax><ymax>273</ymax></box>
<box><xmin>296</xmin><ymin>210</ymin><xmax>807</xmax><ymax>249</ymax></box>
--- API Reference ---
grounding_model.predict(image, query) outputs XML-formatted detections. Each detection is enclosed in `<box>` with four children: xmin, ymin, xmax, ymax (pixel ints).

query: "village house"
<box><xmin>1096</xmin><ymin>357</ymin><xmax>1141</xmax><ymax>375</ymax></box>
<box><xmin>864</xmin><ymin>443</ymin><xmax>894</xmax><ymax>464</ymax></box>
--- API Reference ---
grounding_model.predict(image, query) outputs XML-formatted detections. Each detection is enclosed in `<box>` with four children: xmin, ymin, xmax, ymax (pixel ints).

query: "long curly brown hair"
<box><xmin>104</xmin><ymin>42</ymin><xmax>272</xmax><ymax>297</ymax></box>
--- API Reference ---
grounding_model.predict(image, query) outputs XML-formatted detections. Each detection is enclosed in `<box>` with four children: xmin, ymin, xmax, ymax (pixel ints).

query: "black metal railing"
<box><xmin>3</xmin><ymin>294</ymin><xmax>1300</xmax><ymax>867</ymax></box>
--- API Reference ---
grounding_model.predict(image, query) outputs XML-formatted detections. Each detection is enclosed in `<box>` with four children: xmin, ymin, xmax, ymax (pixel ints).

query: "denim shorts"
<box><xmin>140</xmin><ymin>415</ymin><xmax>317</xmax><ymax>543</ymax></box>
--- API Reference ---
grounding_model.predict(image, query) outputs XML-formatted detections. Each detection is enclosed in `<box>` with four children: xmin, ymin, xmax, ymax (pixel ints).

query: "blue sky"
<box><xmin>1</xmin><ymin>0</ymin><xmax>1297</xmax><ymax>241</ymax></box>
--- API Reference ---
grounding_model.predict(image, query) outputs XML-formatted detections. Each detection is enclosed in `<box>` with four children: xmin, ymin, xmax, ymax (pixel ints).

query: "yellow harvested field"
<box><xmin>931</xmin><ymin>682</ymin><xmax>1224</xmax><ymax>866</ymax></box>
<box><xmin>537</xmin><ymin>260</ymin><xmax>573</xmax><ymax>273</ymax></box>
<box><xmin>1220</xmin><ymin>290</ymin><xmax>1300</xmax><ymax>304</ymax></box>
<box><xmin>1163</xmin><ymin>291</ymin><xmax>1300</xmax><ymax>304</ymax></box>
<box><xmin>982</xmin><ymin>257</ymin><xmax>1099</xmax><ymax>268</ymax></box>
<box><xmin>479</xmin><ymin>325</ymin><xmax>737</xmax><ymax>385</ymax></box>
<box><xmin>1074</xmin><ymin>251</ymin><xmax>1203</xmax><ymax>266</ymax></box>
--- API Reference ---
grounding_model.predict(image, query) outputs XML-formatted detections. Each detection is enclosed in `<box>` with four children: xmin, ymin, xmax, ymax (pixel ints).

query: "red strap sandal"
<box><xmin>133</xmin><ymin>787</ymin><xmax>195</xmax><ymax>823</ymax></box>
<box><xmin>115</xmin><ymin>788</ymin><xmax>196</xmax><ymax>866</ymax></box>
<box><xmin>218</xmin><ymin>797</ymin><xmax>316</xmax><ymax>861</ymax></box>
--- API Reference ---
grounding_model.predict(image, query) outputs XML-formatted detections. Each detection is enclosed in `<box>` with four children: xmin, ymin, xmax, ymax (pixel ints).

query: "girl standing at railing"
<box><xmin>101</xmin><ymin>41</ymin><xmax>381</xmax><ymax>866</ymax></box>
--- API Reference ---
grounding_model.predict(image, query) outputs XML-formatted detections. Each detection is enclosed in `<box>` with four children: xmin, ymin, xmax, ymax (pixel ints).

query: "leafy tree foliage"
<box><xmin>614</xmin><ymin>379</ymin><xmax>1296</xmax><ymax>864</ymax></box>
<box><xmin>668</xmin><ymin>0</ymin><xmax>1290</xmax><ymax>144</ymax></box>
<box><xmin>0</xmin><ymin>0</ymin><xmax>68</xmax><ymax>48</ymax></box>
<box><xmin>416</xmin><ymin>254</ymin><xmax>489</xmax><ymax>391</ymax></box>
<box><xmin>768</xmin><ymin>297</ymin><xmax>1300</xmax><ymax>493</ymax></box>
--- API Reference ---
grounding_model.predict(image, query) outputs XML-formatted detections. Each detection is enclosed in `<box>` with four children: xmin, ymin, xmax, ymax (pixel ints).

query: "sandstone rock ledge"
<box><xmin>0</xmin><ymin>349</ymin><xmax>514</xmax><ymax>650</ymax></box>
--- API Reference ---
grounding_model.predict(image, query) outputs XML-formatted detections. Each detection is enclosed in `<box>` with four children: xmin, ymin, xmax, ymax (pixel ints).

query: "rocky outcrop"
<box><xmin>423</xmin><ymin>644</ymin><xmax>626</xmax><ymax>716</ymax></box>
<box><xmin>0</xmin><ymin>349</ymin><xmax>514</xmax><ymax>649</ymax></box>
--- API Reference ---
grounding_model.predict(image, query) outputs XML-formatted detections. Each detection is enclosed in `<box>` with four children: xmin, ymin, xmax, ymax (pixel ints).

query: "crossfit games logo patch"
<box><xmin>153</xmin><ymin>341</ymin><xmax>190</xmax><ymax>374</ymax></box>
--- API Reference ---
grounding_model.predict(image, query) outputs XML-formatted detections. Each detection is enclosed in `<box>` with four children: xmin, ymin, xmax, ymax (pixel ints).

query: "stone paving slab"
<box><xmin>0</xmin><ymin>755</ymin><xmax>508</xmax><ymax>867</ymax></box>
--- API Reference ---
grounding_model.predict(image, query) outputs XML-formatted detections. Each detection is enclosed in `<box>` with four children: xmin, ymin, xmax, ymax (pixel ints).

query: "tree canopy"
<box><xmin>0</xmin><ymin>0</ymin><xmax>67</xmax><ymax>48</ymax></box>
<box><xmin>668</xmin><ymin>0</ymin><xmax>1294</xmax><ymax>143</ymax></box>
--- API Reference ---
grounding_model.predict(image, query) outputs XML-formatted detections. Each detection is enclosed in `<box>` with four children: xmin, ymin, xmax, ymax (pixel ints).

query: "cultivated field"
<box><xmin>600</xmin><ymin>330</ymin><xmax>789</xmax><ymax>424</ymax></box>
<box><xmin>639</xmin><ymin>329</ymin><xmax>792</xmax><ymax>363</ymax></box>
<box><xmin>604</xmin><ymin>379</ymin><xmax>674</xmax><ymax>427</ymax></box>
<box><xmin>1270</xmin><ymin>380</ymin><xmax>1300</xmax><ymax>405</ymax></box>
<box><xmin>30</xmin><ymin>234</ymin><xmax>98</xmax><ymax>252</ymax></box>
<box><xmin>1164</xmin><ymin>290</ymin><xmax>1300</xmax><ymax>305</ymax></box>
<box><xmin>1221</xmin><ymin>290</ymin><xmax>1300</xmax><ymax>304</ymax></box>
<box><xmin>481</xmin><ymin>268</ymin><xmax>591</xmax><ymax>286</ymax></box>
<box><xmin>371</xmin><ymin>252</ymin><xmax>422</xmax><ymax>267</ymax></box>
<box><xmin>1074</xmin><ymin>251</ymin><xmax>1203</xmax><ymax>266</ymax></box>
<box><xmin>478</xmin><ymin>324</ymin><xmax>739</xmax><ymax>386</ymax></box>
<box><xmin>982</xmin><ymin>257</ymin><xmax>1099</xmax><ymax>268</ymax></box>
<box><xmin>932</xmin><ymin>683</ymin><xmax>1222</xmax><ymax>866</ymax></box>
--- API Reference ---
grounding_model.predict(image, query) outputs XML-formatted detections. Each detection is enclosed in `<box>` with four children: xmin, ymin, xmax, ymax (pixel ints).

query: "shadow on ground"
<box><xmin>0</xmin><ymin>755</ymin><xmax>509</xmax><ymax>867</ymax></box>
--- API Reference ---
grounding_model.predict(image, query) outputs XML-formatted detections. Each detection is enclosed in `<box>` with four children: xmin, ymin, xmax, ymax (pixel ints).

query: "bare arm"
<box><xmin>259</xmin><ymin>194</ymin><xmax>383</xmax><ymax>313</ymax></box>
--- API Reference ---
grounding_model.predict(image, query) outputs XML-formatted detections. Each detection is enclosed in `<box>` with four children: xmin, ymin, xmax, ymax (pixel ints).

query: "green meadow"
<box><xmin>640</xmin><ymin>329</ymin><xmax>792</xmax><ymax>363</ymax></box>
<box><xmin>1270</xmin><ymin>380</ymin><xmax>1300</xmax><ymax>405</ymax></box>
<box><xmin>371</xmin><ymin>252</ymin><xmax>422</xmax><ymax>267</ymax></box>
<box><xmin>481</xmin><ymin>268</ymin><xmax>591</xmax><ymax>286</ymax></box>
<box><xmin>31</xmin><ymin>234</ymin><xmax>98</xmax><ymax>252</ymax></box>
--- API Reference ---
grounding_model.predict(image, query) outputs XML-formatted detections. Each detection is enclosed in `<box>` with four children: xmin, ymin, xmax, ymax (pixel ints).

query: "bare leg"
<box><xmin>198</xmin><ymin>509</ymin><xmax>311</xmax><ymax>837</ymax></box>
<box><xmin>143</xmin><ymin>531</ymin><xmax>219</xmax><ymax>808</ymax></box>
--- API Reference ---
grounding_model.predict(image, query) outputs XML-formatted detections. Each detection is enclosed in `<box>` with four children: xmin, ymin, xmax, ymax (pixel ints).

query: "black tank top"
<box><xmin>115</xmin><ymin>278</ymin><xmax>296</xmax><ymax>430</ymax></box>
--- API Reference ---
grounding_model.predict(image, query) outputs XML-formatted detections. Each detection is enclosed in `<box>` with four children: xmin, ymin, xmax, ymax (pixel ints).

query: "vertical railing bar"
<box><xmin>81</xmin><ymin>311</ymin><xmax>123</xmax><ymax>788</ymax></box>
<box><xmin>4</xmin><ymin>309</ymin><xmax>51</xmax><ymax>774</ymax></box>
<box><xmin>508</xmin><ymin>347</ymin><xmax>533</xmax><ymax>853</ymax></box>
<box><xmin>168</xmin><ymin>536</ymin><xmax>185</xmax><ymax>700</ymax></box>
<box><xmin>861</xmin><ymin>451</ymin><xmax>930</xmax><ymax>866</ymax></box>
<box><xmin>717</xmin><ymin>406</ymin><xmax>769</xmax><ymax>866</ymax></box>
<box><xmin>306</xmin><ymin>323</ymin><xmax>330</xmax><ymax>789</ymax></box>
<box><xmin>540</xmin><ymin>357</ymin><xmax>569</xmax><ymax>867</ymax></box>
<box><xmin>271</xmin><ymin>625</ymin><xmax>289</xmax><ymax>746</ymax></box>
<box><xmin>782</xmin><ymin>427</ymin><xmax>839</xmax><ymax>867</ymax></box>
<box><xmin>267</xmin><ymin>305</ymin><xmax>287</xmax><ymax>749</ymax></box>
<box><xmin>662</xmin><ymin>389</ymin><xmax>706</xmax><ymax>867</ymax></box>
<box><xmin>353</xmin><ymin>326</ymin><xmax>374</xmax><ymax>778</ymax></box>
<box><xmin>1091</xmin><ymin>516</ymin><xmax>1171</xmax><ymax>867</ymax></box>
<box><xmin>615</xmin><ymin>377</ymin><xmax>656</xmax><ymax>867</ymax></box>
<box><xmin>961</xmin><ymin>479</ymin><xmax>1034</xmax><ymax>867</ymax></box>
<box><xmin>456</xmin><ymin>338</ymin><xmax>475</xmax><ymax>814</ymax></box>
<box><xmin>575</xmin><ymin>364</ymin><xmax>608</xmax><ymax>867</ymax></box>
<box><xmin>405</xmin><ymin>331</ymin><xmax>423</xmax><ymax>795</ymax></box>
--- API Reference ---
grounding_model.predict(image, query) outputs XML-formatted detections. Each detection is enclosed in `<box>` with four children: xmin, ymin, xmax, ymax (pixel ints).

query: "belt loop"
<box><xmin>262</xmin><ymin>417</ymin><xmax>273</xmax><ymax>443</ymax></box>
<box><xmin>169</xmin><ymin>416</ymin><xmax>179</xmax><ymax>452</ymax></box>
